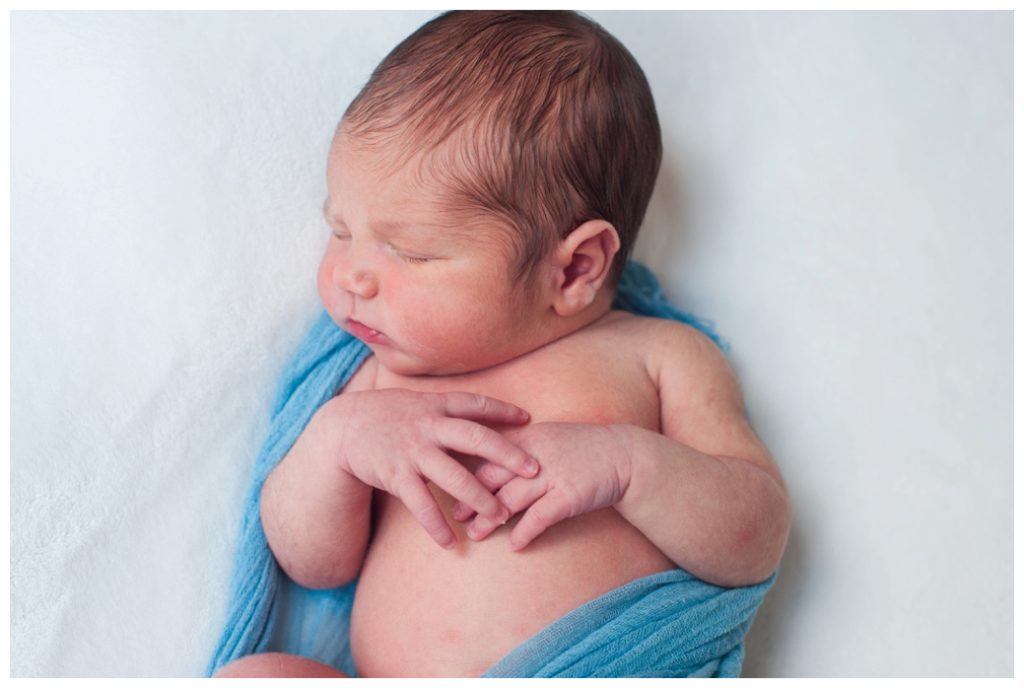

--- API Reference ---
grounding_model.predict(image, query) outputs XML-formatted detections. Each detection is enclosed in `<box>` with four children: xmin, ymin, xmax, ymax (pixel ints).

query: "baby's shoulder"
<box><xmin>596</xmin><ymin>311</ymin><xmax>727</xmax><ymax>374</ymax></box>
<box><xmin>597</xmin><ymin>312</ymin><xmax>739</xmax><ymax>410</ymax></box>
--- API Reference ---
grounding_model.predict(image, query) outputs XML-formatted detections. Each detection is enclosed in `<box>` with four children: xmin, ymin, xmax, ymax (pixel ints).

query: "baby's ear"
<box><xmin>551</xmin><ymin>219</ymin><xmax>621</xmax><ymax>317</ymax></box>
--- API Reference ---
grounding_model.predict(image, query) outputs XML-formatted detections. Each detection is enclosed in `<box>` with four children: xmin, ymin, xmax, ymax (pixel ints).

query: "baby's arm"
<box><xmin>459</xmin><ymin>322</ymin><xmax>789</xmax><ymax>588</ymax></box>
<box><xmin>261</xmin><ymin>397</ymin><xmax>373</xmax><ymax>590</ymax></box>
<box><xmin>261</xmin><ymin>374</ymin><xmax>539</xmax><ymax>589</ymax></box>
<box><xmin>612</xmin><ymin>322</ymin><xmax>790</xmax><ymax>587</ymax></box>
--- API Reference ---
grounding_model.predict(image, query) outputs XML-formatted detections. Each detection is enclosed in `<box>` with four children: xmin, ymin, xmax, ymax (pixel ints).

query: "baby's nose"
<box><xmin>334</xmin><ymin>262</ymin><xmax>378</xmax><ymax>299</ymax></box>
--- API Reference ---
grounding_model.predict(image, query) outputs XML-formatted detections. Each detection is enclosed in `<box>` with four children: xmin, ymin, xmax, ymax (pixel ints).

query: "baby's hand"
<box><xmin>453</xmin><ymin>422</ymin><xmax>633</xmax><ymax>550</ymax></box>
<box><xmin>322</xmin><ymin>389</ymin><xmax>538</xmax><ymax>549</ymax></box>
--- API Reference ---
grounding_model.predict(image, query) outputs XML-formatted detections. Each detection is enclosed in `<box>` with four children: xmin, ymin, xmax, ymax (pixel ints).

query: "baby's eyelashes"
<box><xmin>385</xmin><ymin>243</ymin><xmax>433</xmax><ymax>264</ymax></box>
<box><xmin>399</xmin><ymin>253</ymin><xmax>431</xmax><ymax>264</ymax></box>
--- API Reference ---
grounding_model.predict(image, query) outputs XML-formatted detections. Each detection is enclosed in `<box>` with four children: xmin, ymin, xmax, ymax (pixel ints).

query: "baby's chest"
<box><xmin>373</xmin><ymin>346</ymin><xmax>662</xmax><ymax>432</ymax></box>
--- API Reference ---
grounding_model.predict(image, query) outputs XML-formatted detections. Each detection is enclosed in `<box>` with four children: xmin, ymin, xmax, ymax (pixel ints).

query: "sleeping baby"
<box><xmin>214</xmin><ymin>10</ymin><xmax>789</xmax><ymax>678</ymax></box>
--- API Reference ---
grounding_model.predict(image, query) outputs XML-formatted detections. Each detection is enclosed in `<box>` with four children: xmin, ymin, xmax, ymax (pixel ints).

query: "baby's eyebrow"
<box><xmin>322</xmin><ymin>199</ymin><xmax>442</xmax><ymax>237</ymax></box>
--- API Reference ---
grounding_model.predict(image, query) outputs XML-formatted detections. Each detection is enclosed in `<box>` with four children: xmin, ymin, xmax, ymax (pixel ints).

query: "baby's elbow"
<box><xmin>732</xmin><ymin>481</ymin><xmax>791</xmax><ymax>586</ymax></box>
<box><xmin>707</xmin><ymin>477</ymin><xmax>789</xmax><ymax>588</ymax></box>
<box><xmin>281</xmin><ymin>557</ymin><xmax>361</xmax><ymax>590</ymax></box>
<box><xmin>300</xmin><ymin>571</ymin><xmax>359</xmax><ymax>591</ymax></box>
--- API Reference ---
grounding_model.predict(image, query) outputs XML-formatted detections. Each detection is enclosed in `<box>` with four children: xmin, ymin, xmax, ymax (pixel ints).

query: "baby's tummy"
<box><xmin>349</xmin><ymin>488</ymin><xmax>675</xmax><ymax>677</ymax></box>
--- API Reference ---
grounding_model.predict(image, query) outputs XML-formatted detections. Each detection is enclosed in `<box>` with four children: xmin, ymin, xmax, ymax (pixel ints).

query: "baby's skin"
<box><xmin>349</xmin><ymin>310</ymin><xmax>674</xmax><ymax>676</ymax></box>
<box><xmin>215</xmin><ymin>134</ymin><xmax>789</xmax><ymax>678</ymax></box>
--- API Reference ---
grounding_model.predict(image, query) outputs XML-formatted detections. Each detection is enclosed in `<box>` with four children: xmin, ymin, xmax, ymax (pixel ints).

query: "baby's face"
<box><xmin>318</xmin><ymin>135</ymin><xmax>546</xmax><ymax>376</ymax></box>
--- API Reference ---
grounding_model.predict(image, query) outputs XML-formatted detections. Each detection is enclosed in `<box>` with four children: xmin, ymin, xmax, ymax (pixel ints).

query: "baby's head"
<box><xmin>320</xmin><ymin>11</ymin><xmax>662</xmax><ymax>375</ymax></box>
<box><xmin>339</xmin><ymin>10</ymin><xmax>660</xmax><ymax>286</ymax></box>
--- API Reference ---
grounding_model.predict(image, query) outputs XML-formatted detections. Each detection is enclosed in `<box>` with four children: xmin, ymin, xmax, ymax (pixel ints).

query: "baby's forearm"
<box><xmin>612</xmin><ymin>424</ymin><xmax>790</xmax><ymax>588</ymax></box>
<box><xmin>261</xmin><ymin>406</ymin><xmax>372</xmax><ymax>590</ymax></box>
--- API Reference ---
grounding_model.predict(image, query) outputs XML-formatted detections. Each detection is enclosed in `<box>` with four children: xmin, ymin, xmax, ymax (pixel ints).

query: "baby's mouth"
<box><xmin>345</xmin><ymin>318</ymin><xmax>386</xmax><ymax>344</ymax></box>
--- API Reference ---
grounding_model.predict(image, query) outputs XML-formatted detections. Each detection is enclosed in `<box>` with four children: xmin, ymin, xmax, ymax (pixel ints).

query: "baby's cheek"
<box><xmin>315</xmin><ymin>270</ymin><xmax>333</xmax><ymax>310</ymax></box>
<box><xmin>400</xmin><ymin>305</ymin><xmax>489</xmax><ymax>365</ymax></box>
<box><xmin>405</xmin><ymin>313</ymin><xmax>467</xmax><ymax>355</ymax></box>
<box><xmin>316</xmin><ymin>265</ymin><xmax>345</xmax><ymax>324</ymax></box>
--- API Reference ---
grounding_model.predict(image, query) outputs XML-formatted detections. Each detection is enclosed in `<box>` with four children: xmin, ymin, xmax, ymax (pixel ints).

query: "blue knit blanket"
<box><xmin>206</xmin><ymin>261</ymin><xmax>774</xmax><ymax>678</ymax></box>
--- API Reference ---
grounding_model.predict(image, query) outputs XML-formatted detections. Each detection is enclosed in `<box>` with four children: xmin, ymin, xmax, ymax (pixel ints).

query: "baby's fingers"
<box><xmin>420</xmin><ymin>452</ymin><xmax>509</xmax><ymax>523</ymax></box>
<box><xmin>431</xmin><ymin>418</ymin><xmax>539</xmax><ymax>479</ymax></box>
<box><xmin>395</xmin><ymin>475</ymin><xmax>457</xmax><ymax>550</ymax></box>
<box><xmin>466</xmin><ymin>477</ymin><xmax>545</xmax><ymax>541</ymax></box>
<box><xmin>451</xmin><ymin>502</ymin><xmax>474</xmax><ymax>522</ymax></box>
<box><xmin>440</xmin><ymin>392</ymin><xmax>531</xmax><ymax>426</ymax></box>
<box><xmin>452</xmin><ymin>463</ymin><xmax>517</xmax><ymax>521</ymax></box>
<box><xmin>508</xmin><ymin>492</ymin><xmax>573</xmax><ymax>551</ymax></box>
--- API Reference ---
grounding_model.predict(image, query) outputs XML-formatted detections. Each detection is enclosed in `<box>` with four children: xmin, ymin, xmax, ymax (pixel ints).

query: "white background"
<box><xmin>11</xmin><ymin>11</ymin><xmax>1012</xmax><ymax>677</ymax></box>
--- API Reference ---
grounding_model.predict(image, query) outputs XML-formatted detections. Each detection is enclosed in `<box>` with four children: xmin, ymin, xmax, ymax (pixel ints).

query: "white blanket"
<box><xmin>11</xmin><ymin>11</ymin><xmax>1011</xmax><ymax>677</ymax></box>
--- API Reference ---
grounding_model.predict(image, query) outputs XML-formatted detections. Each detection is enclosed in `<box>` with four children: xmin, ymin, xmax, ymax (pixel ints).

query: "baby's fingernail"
<box><xmin>466</xmin><ymin>525</ymin><xmax>480</xmax><ymax>540</ymax></box>
<box><xmin>495</xmin><ymin>507</ymin><xmax>509</xmax><ymax>523</ymax></box>
<box><xmin>443</xmin><ymin>538</ymin><xmax>456</xmax><ymax>550</ymax></box>
<box><xmin>525</xmin><ymin>458</ymin><xmax>539</xmax><ymax>476</ymax></box>
<box><xmin>452</xmin><ymin>502</ymin><xmax>467</xmax><ymax>519</ymax></box>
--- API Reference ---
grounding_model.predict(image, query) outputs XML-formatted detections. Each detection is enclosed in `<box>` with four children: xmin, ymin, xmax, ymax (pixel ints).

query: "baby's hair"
<box><xmin>341</xmin><ymin>10</ymin><xmax>662</xmax><ymax>286</ymax></box>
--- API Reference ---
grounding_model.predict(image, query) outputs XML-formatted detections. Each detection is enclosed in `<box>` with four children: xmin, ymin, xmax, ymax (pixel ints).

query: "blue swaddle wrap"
<box><xmin>206</xmin><ymin>261</ymin><xmax>773</xmax><ymax>678</ymax></box>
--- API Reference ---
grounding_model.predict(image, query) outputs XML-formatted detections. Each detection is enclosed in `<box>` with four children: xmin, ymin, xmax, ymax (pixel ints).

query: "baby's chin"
<box><xmin>371</xmin><ymin>346</ymin><xmax>460</xmax><ymax>377</ymax></box>
<box><xmin>372</xmin><ymin>344</ymin><xmax>507</xmax><ymax>378</ymax></box>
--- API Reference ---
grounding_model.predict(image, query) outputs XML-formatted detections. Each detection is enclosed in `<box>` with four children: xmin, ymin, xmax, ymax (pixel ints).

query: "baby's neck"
<box><xmin>530</xmin><ymin>289</ymin><xmax>617</xmax><ymax>352</ymax></box>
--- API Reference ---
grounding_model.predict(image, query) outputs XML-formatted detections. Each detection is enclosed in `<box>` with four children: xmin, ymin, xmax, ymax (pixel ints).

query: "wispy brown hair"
<box><xmin>340</xmin><ymin>10</ymin><xmax>662</xmax><ymax>286</ymax></box>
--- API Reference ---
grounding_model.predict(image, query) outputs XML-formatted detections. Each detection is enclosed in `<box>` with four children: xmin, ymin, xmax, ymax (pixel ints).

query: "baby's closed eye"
<box><xmin>397</xmin><ymin>251</ymin><xmax>431</xmax><ymax>264</ymax></box>
<box><xmin>385</xmin><ymin>243</ymin><xmax>435</xmax><ymax>263</ymax></box>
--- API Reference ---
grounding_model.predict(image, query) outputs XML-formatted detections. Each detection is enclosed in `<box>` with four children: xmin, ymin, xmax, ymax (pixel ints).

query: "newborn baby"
<box><xmin>216</xmin><ymin>10</ymin><xmax>789</xmax><ymax>678</ymax></box>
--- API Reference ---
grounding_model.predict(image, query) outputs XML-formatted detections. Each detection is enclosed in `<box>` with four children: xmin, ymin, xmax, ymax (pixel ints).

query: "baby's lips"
<box><xmin>345</xmin><ymin>318</ymin><xmax>387</xmax><ymax>343</ymax></box>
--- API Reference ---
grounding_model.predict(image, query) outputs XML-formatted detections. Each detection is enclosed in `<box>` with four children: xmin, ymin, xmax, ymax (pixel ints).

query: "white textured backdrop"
<box><xmin>11</xmin><ymin>11</ymin><xmax>1012</xmax><ymax>677</ymax></box>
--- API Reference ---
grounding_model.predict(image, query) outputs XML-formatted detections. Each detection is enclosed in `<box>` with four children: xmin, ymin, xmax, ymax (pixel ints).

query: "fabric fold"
<box><xmin>482</xmin><ymin>569</ymin><xmax>776</xmax><ymax>678</ymax></box>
